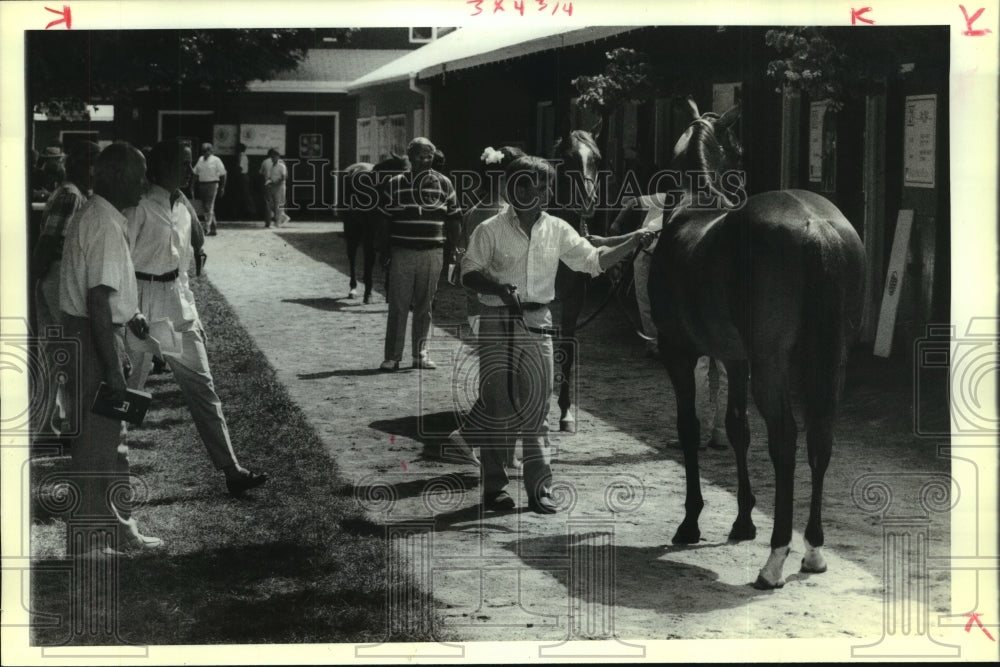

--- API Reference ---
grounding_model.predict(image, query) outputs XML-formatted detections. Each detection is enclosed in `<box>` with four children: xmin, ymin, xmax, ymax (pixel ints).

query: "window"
<box><xmin>409</xmin><ymin>27</ymin><xmax>436</xmax><ymax>43</ymax></box>
<box><xmin>356</xmin><ymin>114</ymin><xmax>407</xmax><ymax>163</ymax></box>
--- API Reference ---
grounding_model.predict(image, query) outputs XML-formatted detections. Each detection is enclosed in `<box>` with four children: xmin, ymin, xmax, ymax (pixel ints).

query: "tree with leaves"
<box><xmin>28</xmin><ymin>29</ymin><xmax>356</xmax><ymax>119</ymax></box>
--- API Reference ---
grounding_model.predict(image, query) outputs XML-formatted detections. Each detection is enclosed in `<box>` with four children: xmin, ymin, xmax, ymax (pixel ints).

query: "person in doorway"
<box><xmin>193</xmin><ymin>142</ymin><xmax>227</xmax><ymax>236</ymax></box>
<box><xmin>259</xmin><ymin>148</ymin><xmax>288</xmax><ymax>228</ymax></box>
<box><xmin>125</xmin><ymin>139</ymin><xmax>269</xmax><ymax>497</ymax></box>
<box><xmin>235</xmin><ymin>142</ymin><xmax>256</xmax><ymax>219</ymax></box>
<box><xmin>461</xmin><ymin>155</ymin><xmax>655</xmax><ymax>513</ymax></box>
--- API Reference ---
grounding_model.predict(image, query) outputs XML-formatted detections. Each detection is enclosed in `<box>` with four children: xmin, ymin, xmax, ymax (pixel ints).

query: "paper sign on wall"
<box><xmin>213</xmin><ymin>124</ymin><xmax>238</xmax><ymax>155</ymax></box>
<box><xmin>240</xmin><ymin>124</ymin><xmax>286</xmax><ymax>156</ymax></box>
<box><xmin>903</xmin><ymin>94</ymin><xmax>936</xmax><ymax>188</ymax></box>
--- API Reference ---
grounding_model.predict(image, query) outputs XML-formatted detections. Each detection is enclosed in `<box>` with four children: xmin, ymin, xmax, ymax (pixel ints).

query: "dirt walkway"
<box><xmin>202</xmin><ymin>220</ymin><xmax>948</xmax><ymax>648</ymax></box>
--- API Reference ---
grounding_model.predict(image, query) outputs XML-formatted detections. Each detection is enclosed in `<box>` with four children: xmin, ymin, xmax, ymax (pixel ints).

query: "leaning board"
<box><xmin>873</xmin><ymin>209</ymin><xmax>915</xmax><ymax>357</ymax></box>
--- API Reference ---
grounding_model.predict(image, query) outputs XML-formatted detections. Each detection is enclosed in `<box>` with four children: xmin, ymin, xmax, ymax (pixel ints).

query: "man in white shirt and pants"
<box><xmin>462</xmin><ymin>156</ymin><xmax>654</xmax><ymax>514</ymax></box>
<box><xmin>193</xmin><ymin>142</ymin><xmax>227</xmax><ymax>236</ymax></box>
<box><xmin>58</xmin><ymin>142</ymin><xmax>158</xmax><ymax>556</ymax></box>
<box><xmin>126</xmin><ymin>139</ymin><xmax>268</xmax><ymax>497</ymax></box>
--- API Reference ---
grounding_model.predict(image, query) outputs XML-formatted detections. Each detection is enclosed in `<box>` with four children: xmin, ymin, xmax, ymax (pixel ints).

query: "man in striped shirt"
<box><xmin>376</xmin><ymin>137</ymin><xmax>462</xmax><ymax>371</ymax></box>
<box><xmin>462</xmin><ymin>155</ymin><xmax>655</xmax><ymax>514</ymax></box>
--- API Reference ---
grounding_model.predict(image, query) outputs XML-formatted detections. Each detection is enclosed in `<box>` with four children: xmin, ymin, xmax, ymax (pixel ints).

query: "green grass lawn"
<box><xmin>29</xmin><ymin>272</ymin><xmax>448</xmax><ymax>645</ymax></box>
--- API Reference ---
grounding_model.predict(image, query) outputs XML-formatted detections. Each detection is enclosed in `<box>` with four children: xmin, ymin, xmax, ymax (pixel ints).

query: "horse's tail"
<box><xmin>799</xmin><ymin>223</ymin><xmax>863</xmax><ymax>427</ymax></box>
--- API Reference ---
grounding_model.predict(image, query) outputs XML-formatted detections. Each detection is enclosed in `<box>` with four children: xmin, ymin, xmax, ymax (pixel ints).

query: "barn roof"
<box><xmin>248</xmin><ymin>49</ymin><xmax>411</xmax><ymax>94</ymax></box>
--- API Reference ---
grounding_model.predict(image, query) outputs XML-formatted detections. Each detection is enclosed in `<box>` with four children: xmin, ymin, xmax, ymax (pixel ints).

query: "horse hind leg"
<box><xmin>749</xmin><ymin>355</ymin><xmax>798</xmax><ymax>589</ymax></box>
<box><xmin>556</xmin><ymin>272</ymin><xmax>587</xmax><ymax>433</ymax></box>
<box><xmin>362</xmin><ymin>229</ymin><xmax>376</xmax><ymax>303</ymax></box>
<box><xmin>722</xmin><ymin>360</ymin><xmax>756</xmax><ymax>542</ymax></box>
<box><xmin>662</xmin><ymin>348</ymin><xmax>703</xmax><ymax>545</ymax></box>
<box><xmin>345</xmin><ymin>222</ymin><xmax>359</xmax><ymax>297</ymax></box>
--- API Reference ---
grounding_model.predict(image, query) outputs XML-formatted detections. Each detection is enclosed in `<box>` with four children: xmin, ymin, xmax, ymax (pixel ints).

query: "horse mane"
<box><xmin>674</xmin><ymin>116</ymin><xmax>728</xmax><ymax>175</ymax></box>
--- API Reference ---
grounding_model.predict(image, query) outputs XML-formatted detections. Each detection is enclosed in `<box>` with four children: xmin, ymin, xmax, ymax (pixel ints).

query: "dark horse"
<box><xmin>340</xmin><ymin>154</ymin><xmax>407</xmax><ymax>302</ymax></box>
<box><xmin>550</xmin><ymin>127</ymin><xmax>603</xmax><ymax>432</ymax></box>
<box><xmin>648</xmin><ymin>98</ymin><xmax>864</xmax><ymax>589</ymax></box>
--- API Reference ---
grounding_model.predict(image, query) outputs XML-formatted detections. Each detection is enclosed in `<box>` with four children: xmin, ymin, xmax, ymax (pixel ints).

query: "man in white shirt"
<box><xmin>126</xmin><ymin>139</ymin><xmax>268</xmax><ymax>497</ymax></box>
<box><xmin>462</xmin><ymin>155</ymin><xmax>654</xmax><ymax>514</ymax></box>
<box><xmin>258</xmin><ymin>148</ymin><xmax>287</xmax><ymax>228</ymax></box>
<box><xmin>58</xmin><ymin>141</ymin><xmax>158</xmax><ymax>556</ymax></box>
<box><xmin>193</xmin><ymin>142</ymin><xmax>227</xmax><ymax>236</ymax></box>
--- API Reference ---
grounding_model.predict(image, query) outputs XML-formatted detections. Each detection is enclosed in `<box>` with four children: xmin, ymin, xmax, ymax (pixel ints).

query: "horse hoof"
<box><xmin>752</xmin><ymin>574</ymin><xmax>785</xmax><ymax>590</ymax></box>
<box><xmin>671</xmin><ymin>525</ymin><xmax>700</xmax><ymax>545</ymax></box>
<box><xmin>363</xmin><ymin>292</ymin><xmax>372</xmax><ymax>304</ymax></box>
<box><xmin>727</xmin><ymin>521</ymin><xmax>757</xmax><ymax>542</ymax></box>
<box><xmin>559</xmin><ymin>418</ymin><xmax>576</xmax><ymax>433</ymax></box>
<box><xmin>800</xmin><ymin>558</ymin><xmax>828</xmax><ymax>574</ymax></box>
<box><xmin>349</xmin><ymin>289</ymin><xmax>358</xmax><ymax>299</ymax></box>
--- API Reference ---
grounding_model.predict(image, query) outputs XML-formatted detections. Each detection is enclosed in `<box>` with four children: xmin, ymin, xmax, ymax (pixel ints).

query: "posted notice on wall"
<box><xmin>240</xmin><ymin>124</ymin><xmax>286</xmax><ymax>156</ymax></box>
<box><xmin>213</xmin><ymin>124</ymin><xmax>238</xmax><ymax>156</ymax></box>
<box><xmin>903</xmin><ymin>94</ymin><xmax>936</xmax><ymax>188</ymax></box>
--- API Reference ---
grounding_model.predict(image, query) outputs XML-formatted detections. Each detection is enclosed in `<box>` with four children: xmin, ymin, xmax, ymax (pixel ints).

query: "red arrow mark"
<box><xmin>44</xmin><ymin>5</ymin><xmax>72</xmax><ymax>30</ymax></box>
<box><xmin>959</xmin><ymin>5</ymin><xmax>992</xmax><ymax>36</ymax></box>
<box><xmin>851</xmin><ymin>7</ymin><xmax>875</xmax><ymax>25</ymax></box>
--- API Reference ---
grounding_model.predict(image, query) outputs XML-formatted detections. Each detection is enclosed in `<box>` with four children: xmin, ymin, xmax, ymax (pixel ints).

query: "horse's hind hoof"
<box><xmin>671</xmin><ymin>524</ymin><xmax>700</xmax><ymax>545</ymax></box>
<box><xmin>727</xmin><ymin>521</ymin><xmax>756</xmax><ymax>542</ymax></box>
<box><xmin>348</xmin><ymin>289</ymin><xmax>358</xmax><ymax>299</ymax></box>
<box><xmin>752</xmin><ymin>574</ymin><xmax>785</xmax><ymax>590</ymax></box>
<box><xmin>559</xmin><ymin>418</ymin><xmax>576</xmax><ymax>433</ymax></box>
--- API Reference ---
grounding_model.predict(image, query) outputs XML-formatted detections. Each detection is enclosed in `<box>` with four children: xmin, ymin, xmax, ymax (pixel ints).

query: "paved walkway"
<box><xmin>204</xmin><ymin>220</ymin><xmax>888</xmax><ymax>649</ymax></box>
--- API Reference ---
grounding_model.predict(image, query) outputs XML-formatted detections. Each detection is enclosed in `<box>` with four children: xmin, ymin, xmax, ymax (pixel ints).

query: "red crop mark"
<box><xmin>401</xmin><ymin>461</ymin><xmax>408</xmax><ymax>471</ymax></box>
<box><xmin>965</xmin><ymin>613</ymin><xmax>996</xmax><ymax>641</ymax></box>
<box><xmin>493</xmin><ymin>0</ymin><xmax>505</xmax><ymax>12</ymax></box>
<box><xmin>467</xmin><ymin>0</ymin><xmax>483</xmax><ymax>16</ymax></box>
<box><xmin>851</xmin><ymin>7</ymin><xmax>874</xmax><ymax>24</ymax></box>
<box><xmin>390</xmin><ymin>434</ymin><xmax>396</xmax><ymax>444</ymax></box>
<box><xmin>44</xmin><ymin>5</ymin><xmax>71</xmax><ymax>30</ymax></box>
<box><xmin>959</xmin><ymin>5</ymin><xmax>992</xmax><ymax>36</ymax></box>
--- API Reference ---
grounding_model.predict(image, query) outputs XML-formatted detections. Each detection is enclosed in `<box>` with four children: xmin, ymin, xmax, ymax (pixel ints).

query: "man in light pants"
<box><xmin>193</xmin><ymin>142</ymin><xmax>227</xmax><ymax>235</ymax></box>
<box><xmin>605</xmin><ymin>194</ymin><xmax>730</xmax><ymax>450</ymax></box>
<box><xmin>126</xmin><ymin>139</ymin><xmax>268</xmax><ymax>497</ymax></box>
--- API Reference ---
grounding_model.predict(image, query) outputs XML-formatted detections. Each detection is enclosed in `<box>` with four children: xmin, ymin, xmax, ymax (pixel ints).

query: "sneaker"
<box><xmin>412</xmin><ymin>357</ymin><xmax>437</xmax><ymax>370</ymax></box>
<box><xmin>484</xmin><ymin>490</ymin><xmax>515</xmax><ymax>511</ymax></box>
<box><xmin>445</xmin><ymin>429</ymin><xmax>480</xmax><ymax>466</ymax></box>
<box><xmin>379</xmin><ymin>360</ymin><xmax>400</xmax><ymax>372</ymax></box>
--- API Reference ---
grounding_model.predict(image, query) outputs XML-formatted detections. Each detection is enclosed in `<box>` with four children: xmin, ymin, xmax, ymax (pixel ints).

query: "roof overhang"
<box><xmin>348</xmin><ymin>26</ymin><xmax>635</xmax><ymax>92</ymax></box>
<box><xmin>245</xmin><ymin>80</ymin><xmax>352</xmax><ymax>94</ymax></box>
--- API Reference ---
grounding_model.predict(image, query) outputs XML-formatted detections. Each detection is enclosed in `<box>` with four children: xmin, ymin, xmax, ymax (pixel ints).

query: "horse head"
<box><xmin>673</xmin><ymin>96</ymin><xmax>742</xmax><ymax>172</ymax></box>
<box><xmin>552</xmin><ymin>127</ymin><xmax>603</xmax><ymax>223</ymax></box>
<box><xmin>670</xmin><ymin>96</ymin><xmax>744</xmax><ymax>208</ymax></box>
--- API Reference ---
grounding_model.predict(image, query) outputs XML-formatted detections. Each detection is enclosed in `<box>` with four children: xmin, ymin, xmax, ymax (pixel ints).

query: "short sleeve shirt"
<box><xmin>59</xmin><ymin>195</ymin><xmax>139</xmax><ymax>324</ymax></box>
<box><xmin>462</xmin><ymin>206</ymin><xmax>603</xmax><ymax>307</ymax></box>
<box><xmin>193</xmin><ymin>154</ymin><xmax>227</xmax><ymax>182</ymax></box>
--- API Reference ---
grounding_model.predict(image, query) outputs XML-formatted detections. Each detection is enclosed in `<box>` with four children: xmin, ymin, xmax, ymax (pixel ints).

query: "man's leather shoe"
<box><xmin>380</xmin><ymin>360</ymin><xmax>400</xmax><ymax>372</ymax></box>
<box><xmin>120</xmin><ymin>518</ymin><xmax>164</xmax><ymax>550</ymax></box>
<box><xmin>227</xmin><ymin>470</ymin><xmax>268</xmax><ymax>497</ymax></box>
<box><xmin>484</xmin><ymin>490</ymin><xmax>515</xmax><ymax>511</ymax></box>
<box><xmin>528</xmin><ymin>494</ymin><xmax>558</xmax><ymax>514</ymax></box>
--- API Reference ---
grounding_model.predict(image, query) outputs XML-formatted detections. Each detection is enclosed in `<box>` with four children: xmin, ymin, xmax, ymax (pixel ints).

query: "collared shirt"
<box><xmin>125</xmin><ymin>185</ymin><xmax>199</xmax><ymax>328</ymax></box>
<box><xmin>59</xmin><ymin>194</ymin><xmax>139</xmax><ymax>324</ymax></box>
<box><xmin>193</xmin><ymin>154</ymin><xmax>227</xmax><ymax>182</ymax></box>
<box><xmin>259</xmin><ymin>158</ymin><xmax>287</xmax><ymax>184</ymax></box>
<box><xmin>383</xmin><ymin>169</ymin><xmax>461</xmax><ymax>249</ymax></box>
<box><xmin>39</xmin><ymin>182</ymin><xmax>87</xmax><ymax>243</ymax></box>
<box><xmin>462</xmin><ymin>206</ymin><xmax>603</xmax><ymax>307</ymax></box>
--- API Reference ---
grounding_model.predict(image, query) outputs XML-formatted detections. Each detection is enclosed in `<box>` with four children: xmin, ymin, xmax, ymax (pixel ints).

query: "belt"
<box><xmin>135</xmin><ymin>269</ymin><xmax>179</xmax><ymax>283</ymax></box>
<box><xmin>198</xmin><ymin>181</ymin><xmax>219</xmax><ymax>185</ymax></box>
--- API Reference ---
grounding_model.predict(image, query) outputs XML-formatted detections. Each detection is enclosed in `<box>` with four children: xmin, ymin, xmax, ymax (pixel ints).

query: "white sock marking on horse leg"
<box><xmin>801</xmin><ymin>537</ymin><xmax>828</xmax><ymax>573</ymax></box>
<box><xmin>758</xmin><ymin>546</ymin><xmax>791</xmax><ymax>588</ymax></box>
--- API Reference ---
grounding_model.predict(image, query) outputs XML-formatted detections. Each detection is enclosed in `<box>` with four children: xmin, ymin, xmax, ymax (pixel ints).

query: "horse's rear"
<box><xmin>651</xmin><ymin>99</ymin><xmax>865</xmax><ymax>590</ymax></box>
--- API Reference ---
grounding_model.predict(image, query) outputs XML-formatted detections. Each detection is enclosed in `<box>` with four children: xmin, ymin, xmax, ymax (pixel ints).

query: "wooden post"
<box><xmin>873</xmin><ymin>210</ymin><xmax>915</xmax><ymax>357</ymax></box>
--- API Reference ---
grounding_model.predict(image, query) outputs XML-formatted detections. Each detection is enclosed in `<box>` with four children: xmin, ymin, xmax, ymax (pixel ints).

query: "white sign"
<box><xmin>213</xmin><ymin>124</ymin><xmax>238</xmax><ymax>156</ymax></box>
<box><xmin>240</xmin><ymin>124</ymin><xmax>286</xmax><ymax>156</ymax></box>
<box><xmin>808</xmin><ymin>101</ymin><xmax>827</xmax><ymax>183</ymax></box>
<box><xmin>903</xmin><ymin>94</ymin><xmax>936</xmax><ymax>188</ymax></box>
<box><xmin>712</xmin><ymin>82</ymin><xmax>741</xmax><ymax>114</ymax></box>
